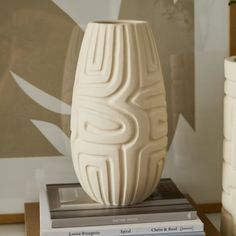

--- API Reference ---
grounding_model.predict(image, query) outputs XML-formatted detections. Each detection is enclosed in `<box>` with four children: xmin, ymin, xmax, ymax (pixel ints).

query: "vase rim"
<box><xmin>92</xmin><ymin>20</ymin><xmax>147</xmax><ymax>25</ymax></box>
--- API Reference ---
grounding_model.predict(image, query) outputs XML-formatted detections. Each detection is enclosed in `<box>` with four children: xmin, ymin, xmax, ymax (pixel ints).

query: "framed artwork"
<box><xmin>0</xmin><ymin>0</ymin><xmax>228</xmax><ymax>214</ymax></box>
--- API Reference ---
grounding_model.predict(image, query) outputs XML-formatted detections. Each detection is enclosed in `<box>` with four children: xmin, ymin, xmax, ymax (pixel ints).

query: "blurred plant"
<box><xmin>229</xmin><ymin>0</ymin><xmax>236</xmax><ymax>5</ymax></box>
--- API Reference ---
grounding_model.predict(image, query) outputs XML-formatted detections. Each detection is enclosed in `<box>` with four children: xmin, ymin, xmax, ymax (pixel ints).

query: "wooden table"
<box><xmin>24</xmin><ymin>195</ymin><xmax>222</xmax><ymax>236</ymax></box>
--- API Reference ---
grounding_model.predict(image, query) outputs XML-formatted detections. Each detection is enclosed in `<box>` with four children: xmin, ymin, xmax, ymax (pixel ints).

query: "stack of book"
<box><xmin>40</xmin><ymin>179</ymin><xmax>205</xmax><ymax>236</ymax></box>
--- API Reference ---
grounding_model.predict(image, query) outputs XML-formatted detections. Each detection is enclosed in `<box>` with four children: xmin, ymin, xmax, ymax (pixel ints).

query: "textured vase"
<box><xmin>222</xmin><ymin>56</ymin><xmax>236</xmax><ymax>236</ymax></box>
<box><xmin>71</xmin><ymin>20</ymin><xmax>168</xmax><ymax>206</ymax></box>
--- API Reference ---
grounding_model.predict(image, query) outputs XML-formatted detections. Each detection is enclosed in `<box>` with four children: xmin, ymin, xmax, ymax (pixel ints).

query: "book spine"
<box><xmin>42</xmin><ymin>222</ymin><xmax>203</xmax><ymax>236</ymax></box>
<box><xmin>52</xmin><ymin>211</ymin><xmax>198</xmax><ymax>228</ymax></box>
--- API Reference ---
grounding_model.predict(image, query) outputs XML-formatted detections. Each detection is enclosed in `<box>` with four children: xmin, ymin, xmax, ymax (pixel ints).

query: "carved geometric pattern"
<box><xmin>222</xmin><ymin>57</ymin><xmax>236</xmax><ymax>236</ymax></box>
<box><xmin>71</xmin><ymin>21</ymin><xmax>168</xmax><ymax>205</ymax></box>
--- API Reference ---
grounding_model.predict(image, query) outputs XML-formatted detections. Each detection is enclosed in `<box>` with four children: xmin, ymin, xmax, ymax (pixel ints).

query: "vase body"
<box><xmin>222</xmin><ymin>56</ymin><xmax>236</xmax><ymax>236</ymax></box>
<box><xmin>71</xmin><ymin>20</ymin><xmax>168</xmax><ymax>206</ymax></box>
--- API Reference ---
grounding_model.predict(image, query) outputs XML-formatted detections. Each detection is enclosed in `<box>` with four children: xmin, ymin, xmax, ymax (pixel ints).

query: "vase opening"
<box><xmin>93</xmin><ymin>20</ymin><xmax>147</xmax><ymax>25</ymax></box>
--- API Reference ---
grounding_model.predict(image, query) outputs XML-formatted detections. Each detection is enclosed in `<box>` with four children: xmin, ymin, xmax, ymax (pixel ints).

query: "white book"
<box><xmin>40</xmin><ymin>186</ymin><xmax>204</xmax><ymax>236</ymax></box>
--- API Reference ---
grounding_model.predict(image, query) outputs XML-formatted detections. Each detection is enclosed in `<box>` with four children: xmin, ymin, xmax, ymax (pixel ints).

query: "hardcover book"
<box><xmin>40</xmin><ymin>186</ymin><xmax>204</xmax><ymax>236</ymax></box>
<box><xmin>47</xmin><ymin>179</ymin><xmax>189</xmax><ymax>211</ymax></box>
<box><xmin>46</xmin><ymin>179</ymin><xmax>198</xmax><ymax>228</ymax></box>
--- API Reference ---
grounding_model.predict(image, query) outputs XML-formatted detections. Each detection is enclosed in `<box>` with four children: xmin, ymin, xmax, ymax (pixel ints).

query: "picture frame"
<box><xmin>0</xmin><ymin>0</ymin><xmax>230</xmax><ymax>223</ymax></box>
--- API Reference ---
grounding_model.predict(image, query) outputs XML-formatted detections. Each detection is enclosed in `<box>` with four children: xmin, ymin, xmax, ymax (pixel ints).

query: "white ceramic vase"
<box><xmin>222</xmin><ymin>56</ymin><xmax>236</xmax><ymax>236</ymax></box>
<box><xmin>71</xmin><ymin>20</ymin><xmax>168</xmax><ymax>206</ymax></box>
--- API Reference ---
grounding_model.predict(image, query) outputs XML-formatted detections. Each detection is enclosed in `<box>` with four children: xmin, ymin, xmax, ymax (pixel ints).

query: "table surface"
<box><xmin>24</xmin><ymin>195</ymin><xmax>222</xmax><ymax>236</ymax></box>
